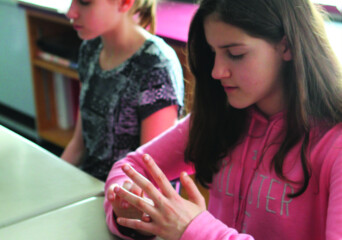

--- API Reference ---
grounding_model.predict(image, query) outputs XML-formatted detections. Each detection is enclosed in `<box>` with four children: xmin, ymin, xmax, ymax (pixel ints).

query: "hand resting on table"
<box><xmin>107</xmin><ymin>154</ymin><xmax>206</xmax><ymax>240</ymax></box>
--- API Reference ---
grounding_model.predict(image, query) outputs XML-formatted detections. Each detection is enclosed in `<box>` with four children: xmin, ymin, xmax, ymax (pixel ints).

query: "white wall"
<box><xmin>0</xmin><ymin>0</ymin><xmax>35</xmax><ymax>117</ymax></box>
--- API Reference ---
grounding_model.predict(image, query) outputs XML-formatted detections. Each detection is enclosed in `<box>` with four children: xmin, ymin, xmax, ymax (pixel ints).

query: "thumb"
<box><xmin>180</xmin><ymin>172</ymin><xmax>206</xmax><ymax>209</ymax></box>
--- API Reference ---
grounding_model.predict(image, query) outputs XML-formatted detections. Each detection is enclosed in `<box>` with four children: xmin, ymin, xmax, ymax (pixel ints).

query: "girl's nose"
<box><xmin>66</xmin><ymin>0</ymin><xmax>78</xmax><ymax>20</ymax></box>
<box><xmin>211</xmin><ymin>56</ymin><xmax>231</xmax><ymax>80</ymax></box>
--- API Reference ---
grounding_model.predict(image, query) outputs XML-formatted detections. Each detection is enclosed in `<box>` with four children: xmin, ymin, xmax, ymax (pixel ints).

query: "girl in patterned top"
<box><xmin>62</xmin><ymin>0</ymin><xmax>184</xmax><ymax>181</ymax></box>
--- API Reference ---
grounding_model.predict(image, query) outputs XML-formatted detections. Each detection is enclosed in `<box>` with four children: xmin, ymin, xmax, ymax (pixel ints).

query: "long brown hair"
<box><xmin>185</xmin><ymin>0</ymin><xmax>342</xmax><ymax>197</ymax></box>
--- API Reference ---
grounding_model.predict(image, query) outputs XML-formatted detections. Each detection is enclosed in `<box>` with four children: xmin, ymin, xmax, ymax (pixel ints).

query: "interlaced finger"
<box><xmin>114</xmin><ymin>185</ymin><xmax>155</xmax><ymax>215</ymax></box>
<box><xmin>180</xmin><ymin>172</ymin><xmax>206</xmax><ymax>208</ymax></box>
<box><xmin>142</xmin><ymin>154</ymin><xmax>176</xmax><ymax>198</ymax></box>
<box><xmin>121</xmin><ymin>163</ymin><xmax>166</xmax><ymax>207</ymax></box>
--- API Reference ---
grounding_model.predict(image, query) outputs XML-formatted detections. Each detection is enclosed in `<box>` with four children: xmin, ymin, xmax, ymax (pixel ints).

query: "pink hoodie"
<box><xmin>104</xmin><ymin>109</ymin><xmax>342</xmax><ymax>240</ymax></box>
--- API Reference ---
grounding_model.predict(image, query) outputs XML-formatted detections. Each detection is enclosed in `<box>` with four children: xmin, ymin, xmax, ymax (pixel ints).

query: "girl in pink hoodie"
<box><xmin>104</xmin><ymin>0</ymin><xmax>342</xmax><ymax>239</ymax></box>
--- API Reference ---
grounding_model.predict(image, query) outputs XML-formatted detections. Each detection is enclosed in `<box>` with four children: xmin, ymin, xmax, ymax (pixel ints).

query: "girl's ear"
<box><xmin>280</xmin><ymin>36</ymin><xmax>292</xmax><ymax>61</ymax></box>
<box><xmin>119</xmin><ymin>0</ymin><xmax>135</xmax><ymax>12</ymax></box>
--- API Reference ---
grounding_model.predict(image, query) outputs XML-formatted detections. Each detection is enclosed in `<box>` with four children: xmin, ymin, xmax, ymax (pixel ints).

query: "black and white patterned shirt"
<box><xmin>78</xmin><ymin>34</ymin><xmax>184</xmax><ymax>181</ymax></box>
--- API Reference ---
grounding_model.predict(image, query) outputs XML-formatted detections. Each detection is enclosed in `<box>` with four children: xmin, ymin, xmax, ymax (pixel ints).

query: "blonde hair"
<box><xmin>131</xmin><ymin>0</ymin><xmax>157</xmax><ymax>34</ymax></box>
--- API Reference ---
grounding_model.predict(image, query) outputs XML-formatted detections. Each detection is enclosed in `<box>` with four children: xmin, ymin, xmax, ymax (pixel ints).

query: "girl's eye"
<box><xmin>79</xmin><ymin>0</ymin><xmax>91</xmax><ymax>6</ymax></box>
<box><xmin>228</xmin><ymin>52</ymin><xmax>244</xmax><ymax>60</ymax></box>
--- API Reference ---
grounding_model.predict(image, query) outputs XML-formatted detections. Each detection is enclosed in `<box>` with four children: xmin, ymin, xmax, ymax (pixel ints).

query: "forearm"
<box><xmin>61</xmin><ymin>110</ymin><xmax>84</xmax><ymax>166</ymax></box>
<box><xmin>140</xmin><ymin>105</ymin><xmax>178</xmax><ymax>144</ymax></box>
<box><xmin>61</xmin><ymin>139</ymin><xmax>84</xmax><ymax>165</ymax></box>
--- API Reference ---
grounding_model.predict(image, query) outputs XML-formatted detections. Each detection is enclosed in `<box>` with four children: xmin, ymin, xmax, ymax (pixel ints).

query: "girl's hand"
<box><xmin>113</xmin><ymin>154</ymin><xmax>207</xmax><ymax>240</ymax></box>
<box><xmin>107</xmin><ymin>181</ymin><xmax>153</xmax><ymax>236</ymax></box>
<box><xmin>107</xmin><ymin>180</ymin><xmax>148</xmax><ymax>221</ymax></box>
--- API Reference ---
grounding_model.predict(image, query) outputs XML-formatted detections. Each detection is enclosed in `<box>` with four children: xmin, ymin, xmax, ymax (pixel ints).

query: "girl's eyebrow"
<box><xmin>207</xmin><ymin>42</ymin><xmax>246</xmax><ymax>51</ymax></box>
<box><xmin>218</xmin><ymin>43</ymin><xmax>245</xmax><ymax>49</ymax></box>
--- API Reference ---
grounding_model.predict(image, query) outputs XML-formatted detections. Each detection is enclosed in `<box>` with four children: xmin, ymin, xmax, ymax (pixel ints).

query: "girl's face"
<box><xmin>66</xmin><ymin>0</ymin><xmax>121</xmax><ymax>40</ymax></box>
<box><xmin>204</xmin><ymin>14</ymin><xmax>291</xmax><ymax>116</ymax></box>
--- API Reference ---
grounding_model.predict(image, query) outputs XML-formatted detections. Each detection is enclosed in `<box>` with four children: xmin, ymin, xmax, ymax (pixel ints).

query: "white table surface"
<box><xmin>0</xmin><ymin>125</ymin><xmax>104</xmax><ymax>228</ymax></box>
<box><xmin>0</xmin><ymin>197</ymin><xmax>120</xmax><ymax>240</ymax></box>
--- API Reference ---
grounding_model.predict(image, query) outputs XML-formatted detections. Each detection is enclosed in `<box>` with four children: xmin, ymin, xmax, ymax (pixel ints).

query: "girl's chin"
<box><xmin>227</xmin><ymin>99</ymin><xmax>251</xmax><ymax>110</ymax></box>
<box><xmin>77</xmin><ymin>32</ymin><xmax>97</xmax><ymax>41</ymax></box>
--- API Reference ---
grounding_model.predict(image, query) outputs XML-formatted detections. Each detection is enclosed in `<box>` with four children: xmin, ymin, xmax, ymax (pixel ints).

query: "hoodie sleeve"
<box><xmin>180</xmin><ymin>211</ymin><xmax>254</xmax><ymax>240</ymax></box>
<box><xmin>104</xmin><ymin>115</ymin><xmax>195</xmax><ymax>238</ymax></box>
<box><xmin>325</xmin><ymin>138</ymin><xmax>342</xmax><ymax>239</ymax></box>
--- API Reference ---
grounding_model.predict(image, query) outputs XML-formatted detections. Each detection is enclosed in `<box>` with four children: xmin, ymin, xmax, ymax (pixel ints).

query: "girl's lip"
<box><xmin>73</xmin><ymin>24</ymin><xmax>82</xmax><ymax>30</ymax></box>
<box><xmin>223</xmin><ymin>86</ymin><xmax>238</xmax><ymax>93</ymax></box>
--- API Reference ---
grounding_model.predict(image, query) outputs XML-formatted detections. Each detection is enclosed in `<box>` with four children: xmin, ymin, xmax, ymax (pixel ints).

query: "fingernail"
<box><xmin>108</xmin><ymin>192</ymin><xmax>114</xmax><ymax>200</ymax></box>
<box><xmin>122</xmin><ymin>164</ymin><xmax>130</xmax><ymax>171</ymax></box>
<box><xmin>123</xmin><ymin>181</ymin><xmax>132</xmax><ymax>190</ymax></box>
<box><xmin>142</xmin><ymin>215</ymin><xmax>151</xmax><ymax>222</ymax></box>
<box><xmin>114</xmin><ymin>186</ymin><xmax>120</xmax><ymax>193</ymax></box>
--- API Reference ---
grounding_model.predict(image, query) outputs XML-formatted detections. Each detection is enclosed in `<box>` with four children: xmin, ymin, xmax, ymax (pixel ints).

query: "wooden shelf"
<box><xmin>33</xmin><ymin>59</ymin><xmax>79</xmax><ymax>80</ymax></box>
<box><xmin>26</xmin><ymin>8</ymin><xmax>80</xmax><ymax>148</ymax></box>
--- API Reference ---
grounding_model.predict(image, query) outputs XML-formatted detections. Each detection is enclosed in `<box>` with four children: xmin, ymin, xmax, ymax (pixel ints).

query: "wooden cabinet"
<box><xmin>26</xmin><ymin>9</ymin><xmax>80</xmax><ymax>148</ymax></box>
